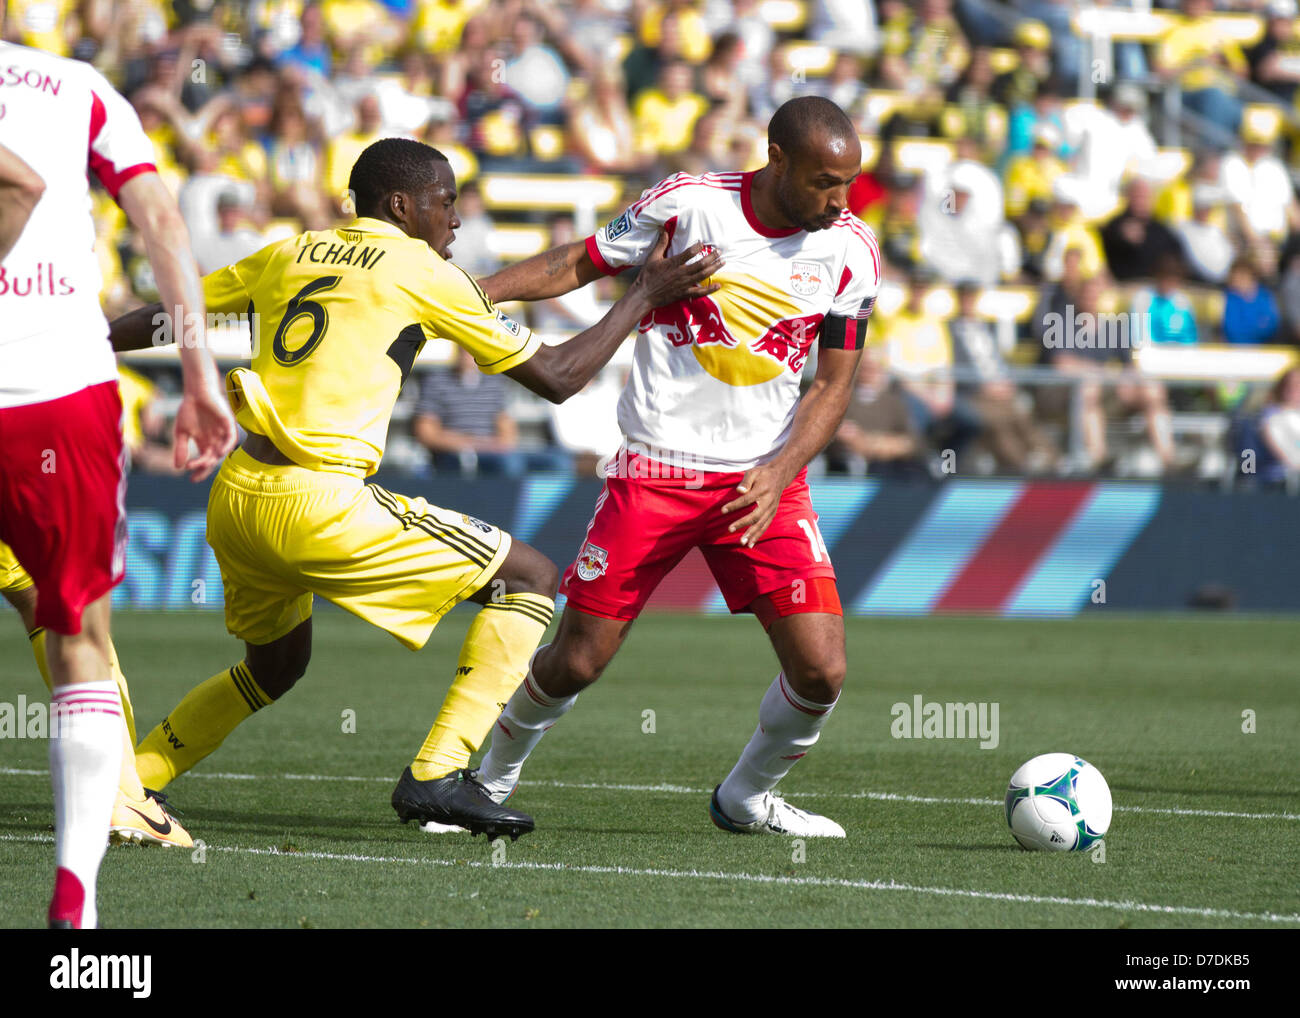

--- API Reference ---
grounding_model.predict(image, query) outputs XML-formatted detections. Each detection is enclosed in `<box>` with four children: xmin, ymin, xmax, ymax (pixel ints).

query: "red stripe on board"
<box><xmin>934</xmin><ymin>483</ymin><xmax>1094</xmax><ymax>613</ymax></box>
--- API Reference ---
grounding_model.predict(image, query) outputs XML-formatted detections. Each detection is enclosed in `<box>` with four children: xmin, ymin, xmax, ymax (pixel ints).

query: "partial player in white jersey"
<box><xmin>473</xmin><ymin>97</ymin><xmax>880</xmax><ymax>837</ymax></box>
<box><xmin>0</xmin><ymin>39</ymin><xmax>235</xmax><ymax>928</ymax></box>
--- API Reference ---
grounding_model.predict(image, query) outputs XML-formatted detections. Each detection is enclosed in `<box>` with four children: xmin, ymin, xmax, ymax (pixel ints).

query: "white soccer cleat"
<box><xmin>709</xmin><ymin>785</ymin><xmax>846</xmax><ymax>838</ymax></box>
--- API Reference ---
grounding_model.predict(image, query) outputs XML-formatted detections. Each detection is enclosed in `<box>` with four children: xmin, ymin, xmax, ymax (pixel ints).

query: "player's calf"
<box><xmin>476</xmin><ymin>606</ymin><xmax>630</xmax><ymax>800</ymax></box>
<box><xmin>713</xmin><ymin>607</ymin><xmax>847</xmax><ymax>832</ymax></box>
<box><xmin>134</xmin><ymin>622</ymin><xmax>306</xmax><ymax>790</ymax></box>
<box><xmin>404</xmin><ymin>539</ymin><xmax>558</xmax><ymax>791</ymax></box>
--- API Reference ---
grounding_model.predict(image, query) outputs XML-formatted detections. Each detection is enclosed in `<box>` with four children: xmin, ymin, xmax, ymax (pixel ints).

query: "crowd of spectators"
<box><xmin>16</xmin><ymin>0</ymin><xmax>1300</xmax><ymax>484</ymax></box>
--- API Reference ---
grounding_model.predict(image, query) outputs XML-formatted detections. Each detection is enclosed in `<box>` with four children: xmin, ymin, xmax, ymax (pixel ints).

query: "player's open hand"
<box><xmin>173</xmin><ymin>379</ymin><xmax>237</xmax><ymax>481</ymax></box>
<box><xmin>634</xmin><ymin>232</ymin><xmax>724</xmax><ymax>308</ymax></box>
<box><xmin>721</xmin><ymin>462</ymin><xmax>795</xmax><ymax>548</ymax></box>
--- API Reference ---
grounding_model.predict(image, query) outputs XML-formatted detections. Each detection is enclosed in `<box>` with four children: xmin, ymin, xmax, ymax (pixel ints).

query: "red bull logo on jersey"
<box><xmin>789</xmin><ymin>261</ymin><xmax>823</xmax><ymax>296</ymax></box>
<box><xmin>574</xmin><ymin>542</ymin><xmax>609</xmax><ymax>581</ymax></box>
<box><xmin>638</xmin><ymin>282</ymin><xmax>824</xmax><ymax>386</ymax></box>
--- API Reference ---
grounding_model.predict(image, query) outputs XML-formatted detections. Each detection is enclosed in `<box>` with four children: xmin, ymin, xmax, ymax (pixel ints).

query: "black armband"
<box><xmin>819</xmin><ymin>311</ymin><xmax>870</xmax><ymax>351</ymax></box>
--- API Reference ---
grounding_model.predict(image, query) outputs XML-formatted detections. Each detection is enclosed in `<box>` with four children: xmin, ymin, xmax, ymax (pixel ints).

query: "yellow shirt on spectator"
<box><xmin>1043</xmin><ymin>219</ymin><xmax>1106</xmax><ymax>281</ymax></box>
<box><xmin>1156</xmin><ymin>17</ymin><xmax>1246</xmax><ymax>92</ymax></box>
<box><xmin>8</xmin><ymin>0</ymin><xmax>76</xmax><ymax>55</ymax></box>
<box><xmin>414</xmin><ymin>0</ymin><xmax>490</xmax><ymax>53</ymax></box>
<box><xmin>633</xmin><ymin>89</ymin><xmax>709</xmax><ymax>156</ymax></box>
<box><xmin>215</xmin><ymin>142</ymin><xmax>269</xmax><ymax>186</ymax></box>
<box><xmin>1004</xmin><ymin>152</ymin><xmax>1067</xmax><ymax>219</ymax></box>
<box><xmin>117</xmin><ymin>366</ymin><xmax>156</xmax><ymax>453</ymax></box>
<box><xmin>639</xmin><ymin>3</ymin><xmax>712</xmax><ymax>63</ymax></box>
<box><xmin>325</xmin><ymin>130</ymin><xmax>386</xmax><ymax>207</ymax></box>
<box><xmin>875</xmin><ymin>307</ymin><xmax>952</xmax><ymax>380</ymax></box>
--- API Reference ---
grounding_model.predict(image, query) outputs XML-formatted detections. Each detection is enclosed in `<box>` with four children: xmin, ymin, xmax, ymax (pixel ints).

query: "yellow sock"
<box><xmin>31</xmin><ymin>626</ymin><xmax>144</xmax><ymax>797</ymax></box>
<box><xmin>105</xmin><ymin>639</ymin><xmax>137</xmax><ymax>746</ymax></box>
<box><xmin>135</xmin><ymin>662</ymin><xmax>272</xmax><ymax>790</ymax></box>
<box><xmin>27</xmin><ymin>626</ymin><xmax>51</xmax><ymax>688</ymax></box>
<box><xmin>411</xmin><ymin>593</ymin><xmax>554</xmax><ymax>781</ymax></box>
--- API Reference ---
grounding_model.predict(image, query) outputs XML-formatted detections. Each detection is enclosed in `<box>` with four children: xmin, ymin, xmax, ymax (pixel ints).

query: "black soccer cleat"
<box><xmin>391</xmin><ymin>767</ymin><xmax>534</xmax><ymax>842</ymax></box>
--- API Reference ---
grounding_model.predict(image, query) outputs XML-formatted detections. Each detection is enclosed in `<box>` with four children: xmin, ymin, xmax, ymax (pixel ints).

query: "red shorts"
<box><xmin>560</xmin><ymin>455</ymin><xmax>839</xmax><ymax>621</ymax></box>
<box><xmin>0</xmin><ymin>381</ymin><xmax>127</xmax><ymax>634</ymax></box>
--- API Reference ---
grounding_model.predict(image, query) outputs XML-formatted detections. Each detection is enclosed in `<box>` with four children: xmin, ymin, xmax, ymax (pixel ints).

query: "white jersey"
<box><xmin>587</xmin><ymin>170</ymin><xmax>881</xmax><ymax>472</ymax></box>
<box><xmin>0</xmin><ymin>41</ymin><xmax>157</xmax><ymax>408</ymax></box>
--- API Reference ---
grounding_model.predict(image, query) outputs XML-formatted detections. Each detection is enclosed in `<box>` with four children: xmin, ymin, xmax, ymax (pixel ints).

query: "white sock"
<box><xmin>717</xmin><ymin>673</ymin><xmax>837</xmax><ymax>822</ymax></box>
<box><xmin>477</xmin><ymin>647</ymin><xmax>578</xmax><ymax>799</ymax></box>
<box><xmin>48</xmin><ymin>680</ymin><xmax>123</xmax><ymax>929</ymax></box>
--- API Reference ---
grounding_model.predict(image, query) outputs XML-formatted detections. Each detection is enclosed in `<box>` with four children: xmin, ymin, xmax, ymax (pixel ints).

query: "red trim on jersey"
<box><xmin>663</xmin><ymin>214</ymin><xmax>678</xmax><ymax>248</ymax></box>
<box><xmin>741</xmin><ymin>171</ymin><xmax>801</xmax><ymax>238</ymax></box>
<box><xmin>88</xmin><ymin>90</ymin><xmax>156</xmax><ymax>202</ymax></box>
<box><xmin>629</xmin><ymin>172</ymin><xmax>744</xmax><ymax>217</ymax></box>
<box><xmin>837</xmin><ymin>264</ymin><xmax>853</xmax><ymax>297</ymax></box>
<box><xmin>830</xmin><ymin>218</ymin><xmax>882</xmax><ymax>281</ymax></box>
<box><xmin>585</xmin><ymin>233</ymin><xmax>625</xmax><ymax>277</ymax></box>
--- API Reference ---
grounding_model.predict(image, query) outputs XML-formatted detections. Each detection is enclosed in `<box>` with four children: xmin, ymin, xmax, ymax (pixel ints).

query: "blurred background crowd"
<box><xmin>15</xmin><ymin>0</ymin><xmax>1300</xmax><ymax>486</ymax></box>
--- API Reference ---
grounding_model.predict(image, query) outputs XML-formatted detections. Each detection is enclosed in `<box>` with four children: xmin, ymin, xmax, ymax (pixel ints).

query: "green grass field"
<box><xmin>2</xmin><ymin>610</ymin><xmax>1297</xmax><ymax>928</ymax></box>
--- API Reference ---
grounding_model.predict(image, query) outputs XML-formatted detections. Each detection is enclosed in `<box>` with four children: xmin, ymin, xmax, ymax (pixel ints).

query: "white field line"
<box><xmin>0</xmin><ymin>831</ymin><xmax>1297</xmax><ymax>925</ymax></box>
<box><xmin>3</xmin><ymin>767</ymin><xmax>1297</xmax><ymax>822</ymax></box>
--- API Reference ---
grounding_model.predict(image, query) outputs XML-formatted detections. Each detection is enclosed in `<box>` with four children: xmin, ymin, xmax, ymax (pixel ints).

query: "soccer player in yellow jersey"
<box><xmin>109</xmin><ymin>138</ymin><xmax>721</xmax><ymax>837</ymax></box>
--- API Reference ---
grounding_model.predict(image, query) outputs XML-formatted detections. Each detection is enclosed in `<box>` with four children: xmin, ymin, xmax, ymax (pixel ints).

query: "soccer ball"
<box><xmin>1004</xmin><ymin>753</ymin><xmax>1112</xmax><ymax>852</ymax></box>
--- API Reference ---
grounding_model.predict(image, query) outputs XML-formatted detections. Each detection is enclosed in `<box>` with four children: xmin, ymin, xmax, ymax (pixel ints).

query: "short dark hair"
<box><xmin>348</xmin><ymin>138</ymin><xmax>449</xmax><ymax>218</ymax></box>
<box><xmin>768</xmin><ymin>96</ymin><xmax>856</xmax><ymax>161</ymax></box>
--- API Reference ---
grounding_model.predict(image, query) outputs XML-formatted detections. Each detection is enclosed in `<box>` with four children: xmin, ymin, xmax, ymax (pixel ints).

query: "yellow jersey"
<box><xmin>202</xmin><ymin>217</ymin><xmax>539</xmax><ymax>477</ymax></box>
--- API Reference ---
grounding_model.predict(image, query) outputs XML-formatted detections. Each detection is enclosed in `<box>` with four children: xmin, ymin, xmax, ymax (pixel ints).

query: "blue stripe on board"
<box><xmin>854</xmin><ymin>482</ymin><xmax>1023</xmax><ymax>615</ymax></box>
<box><xmin>1002</xmin><ymin>484</ymin><xmax>1161</xmax><ymax>617</ymax></box>
<box><xmin>511</xmin><ymin>475</ymin><xmax>576</xmax><ymax>542</ymax></box>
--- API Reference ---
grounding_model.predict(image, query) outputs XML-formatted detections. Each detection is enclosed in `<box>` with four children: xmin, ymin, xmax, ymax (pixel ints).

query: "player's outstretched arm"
<box><xmin>0</xmin><ymin>142</ymin><xmax>45</xmax><ymax>263</ymax></box>
<box><xmin>505</xmin><ymin>233</ymin><xmax>722</xmax><ymax>404</ymax></box>
<box><xmin>108</xmin><ymin>301</ymin><xmax>167</xmax><ymax>351</ymax></box>
<box><xmin>118</xmin><ymin>173</ymin><xmax>236</xmax><ymax>480</ymax></box>
<box><xmin>722</xmin><ymin>345</ymin><xmax>864</xmax><ymax>547</ymax></box>
<box><xmin>479</xmin><ymin>240</ymin><xmax>603</xmax><ymax>303</ymax></box>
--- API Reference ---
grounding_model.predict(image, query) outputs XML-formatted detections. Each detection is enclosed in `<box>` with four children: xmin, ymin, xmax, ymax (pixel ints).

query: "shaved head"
<box><xmin>768</xmin><ymin>96</ymin><xmax>858</xmax><ymax>162</ymax></box>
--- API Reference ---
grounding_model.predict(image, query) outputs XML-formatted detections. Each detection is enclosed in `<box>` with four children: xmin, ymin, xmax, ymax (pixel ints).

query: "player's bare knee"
<box><xmin>789</xmin><ymin>656</ymin><xmax>846</xmax><ymax>704</ymax></box>
<box><xmin>245</xmin><ymin>624</ymin><xmax>312</xmax><ymax>700</ymax></box>
<box><xmin>539</xmin><ymin>640</ymin><xmax>607</xmax><ymax>692</ymax></box>
<box><xmin>490</xmin><ymin>541</ymin><xmax>559</xmax><ymax>600</ymax></box>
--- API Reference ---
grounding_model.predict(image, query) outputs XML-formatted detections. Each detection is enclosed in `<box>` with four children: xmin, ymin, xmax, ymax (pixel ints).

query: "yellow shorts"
<box><xmin>207</xmin><ymin>448</ymin><xmax>511</xmax><ymax>650</ymax></box>
<box><xmin>0</xmin><ymin>540</ymin><xmax>34</xmax><ymax>593</ymax></box>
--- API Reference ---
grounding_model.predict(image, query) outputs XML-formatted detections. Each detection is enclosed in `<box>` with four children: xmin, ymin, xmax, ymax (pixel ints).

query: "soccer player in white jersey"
<box><xmin>474</xmin><ymin>97</ymin><xmax>880</xmax><ymax>836</ymax></box>
<box><xmin>0</xmin><ymin>39</ymin><xmax>236</xmax><ymax>927</ymax></box>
